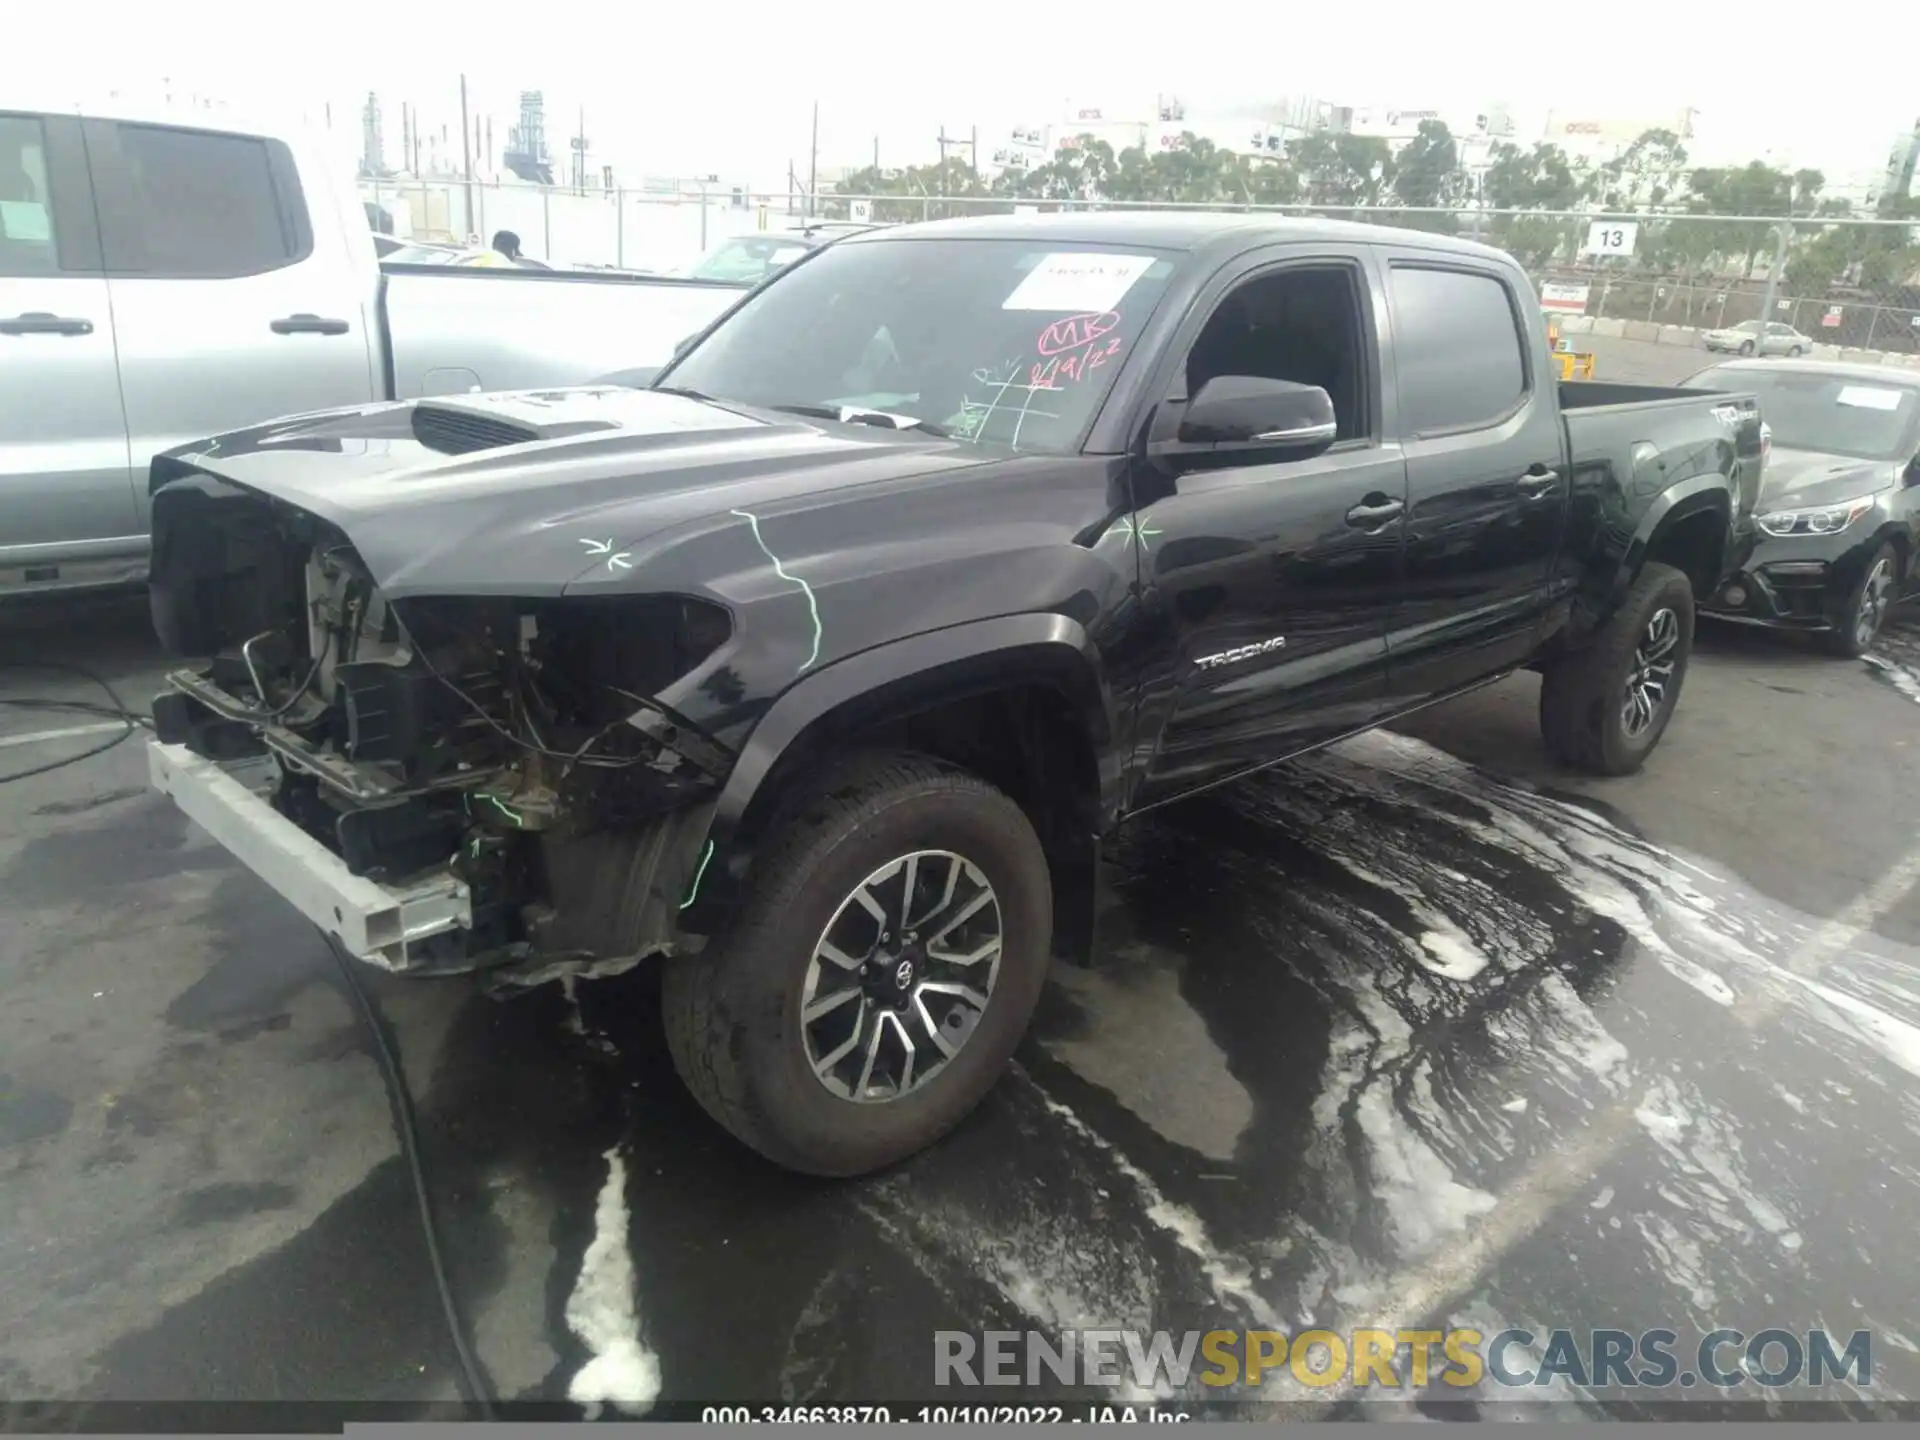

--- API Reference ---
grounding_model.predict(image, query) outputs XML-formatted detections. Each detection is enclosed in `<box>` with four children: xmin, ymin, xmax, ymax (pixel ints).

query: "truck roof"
<box><xmin>841</xmin><ymin>209</ymin><xmax>1518</xmax><ymax>265</ymax></box>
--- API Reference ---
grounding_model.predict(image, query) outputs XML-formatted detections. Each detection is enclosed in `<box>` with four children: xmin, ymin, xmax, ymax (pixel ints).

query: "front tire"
<box><xmin>1820</xmin><ymin>541</ymin><xmax>1898</xmax><ymax>658</ymax></box>
<box><xmin>662</xmin><ymin>752</ymin><xmax>1052</xmax><ymax>1176</ymax></box>
<box><xmin>1739</xmin><ymin>340</ymin><xmax>1757</xmax><ymax>356</ymax></box>
<box><xmin>1540</xmin><ymin>562</ymin><xmax>1695</xmax><ymax>776</ymax></box>
<box><xmin>1787</xmin><ymin>345</ymin><xmax>1805</xmax><ymax>358</ymax></box>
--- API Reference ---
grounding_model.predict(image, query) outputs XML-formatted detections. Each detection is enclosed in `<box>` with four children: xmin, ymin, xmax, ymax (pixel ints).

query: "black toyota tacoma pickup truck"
<box><xmin>143</xmin><ymin>214</ymin><xmax>1764</xmax><ymax>1175</ymax></box>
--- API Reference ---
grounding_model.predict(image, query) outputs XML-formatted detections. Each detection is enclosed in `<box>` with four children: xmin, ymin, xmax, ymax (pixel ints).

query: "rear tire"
<box><xmin>1540</xmin><ymin>562</ymin><xmax>1695</xmax><ymax>776</ymax></box>
<box><xmin>1820</xmin><ymin>541</ymin><xmax>1897</xmax><ymax>658</ymax></box>
<box><xmin>1739</xmin><ymin>340</ymin><xmax>1756</xmax><ymax>356</ymax></box>
<box><xmin>662</xmin><ymin>751</ymin><xmax>1052</xmax><ymax>1176</ymax></box>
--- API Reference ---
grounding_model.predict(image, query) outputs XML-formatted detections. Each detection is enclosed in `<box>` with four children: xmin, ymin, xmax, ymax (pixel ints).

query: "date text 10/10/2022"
<box><xmin>698</xmin><ymin>1406</ymin><xmax>1191</xmax><ymax>1423</ymax></box>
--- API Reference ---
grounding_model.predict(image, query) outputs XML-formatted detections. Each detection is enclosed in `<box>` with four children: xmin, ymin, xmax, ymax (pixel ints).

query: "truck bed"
<box><xmin>1558</xmin><ymin>380</ymin><xmax>1711</xmax><ymax>410</ymax></box>
<box><xmin>377</xmin><ymin>264</ymin><xmax>750</xmax><ymax>400</ymax></box>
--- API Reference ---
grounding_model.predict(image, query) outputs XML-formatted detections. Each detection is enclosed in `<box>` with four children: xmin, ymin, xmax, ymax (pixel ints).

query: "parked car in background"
<box><xmin>681</xmin><ymin>221</ymin><xmax>880</xmax><ymax>284</ymax></box>
<box><xmin>380</xmin><ymin>240</ymin><xmax>466</xmax><ymax>265</ymax></box>
<box><xmin>1703</xmin><ymin>319</ymin><xmax>1815</xmax><ymax>357</ymax></box>
<box><xmin>1683</xmin><ymin>359</ymin><xmax>1920</xmax><ymax>655</ymax></box>
<box><xmin>145</xmin><ymin>213</ymin><xmax>1761</xmax><ymax>1175</ymax></box>
<box><xmin>0</xmin><ymin>97</ymin><xmax>751</xmax><ymax>599</ymax></box>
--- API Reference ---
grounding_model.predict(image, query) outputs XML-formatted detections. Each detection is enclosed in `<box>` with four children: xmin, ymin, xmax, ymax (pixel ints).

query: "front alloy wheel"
<box><xmin>1622</xmin><ymin>607</ymin><xmax>1681</xmax><ymax>738</ymax></box>
<box><xmin>1823</xmin><ymin>542</ymin><xmax>1899</xmax><ymax>657</ymax></box>
<box><xmin>661</xmin><ymin>751</ymin><xmax>1052</xmax><ymax>1176</ymax></box>
<box><xmin>803</xmin><ymin>851</ymin><xmax>1002</xmax><ymax>1102</ymax></box>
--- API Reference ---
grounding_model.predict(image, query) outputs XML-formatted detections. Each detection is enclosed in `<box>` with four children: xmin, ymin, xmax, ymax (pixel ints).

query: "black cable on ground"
<box><xmin>0</xmin><ymin>659</ymin><xmax>153</xmax><ymax>786</ymax></box>
<box><xmin>324</xmin><ymin>934</ymin><xmax>498</xmax><ymax>1418</ymax></box>
<box><xmin>7</xmin><ymin>656</ymin><xmax>494</xmax><ymax>1411</ymax></box>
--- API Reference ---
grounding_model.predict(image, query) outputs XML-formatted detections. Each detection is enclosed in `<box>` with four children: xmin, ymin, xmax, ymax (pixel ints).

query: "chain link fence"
<box><xmin>360</xmin><ymin>178</ymin><xmax>1920</xmax><ymax>363</ymax></box>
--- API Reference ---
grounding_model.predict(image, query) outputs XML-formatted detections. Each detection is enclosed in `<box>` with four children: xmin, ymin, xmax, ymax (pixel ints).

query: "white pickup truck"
<box><xmin>0</xmin><ymin>97</ymin><xmax>750</xmax><ymax>597</ymax></box>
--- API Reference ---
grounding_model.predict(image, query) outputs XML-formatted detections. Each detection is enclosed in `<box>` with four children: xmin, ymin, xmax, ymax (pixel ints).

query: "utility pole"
<box><xmin>1756</xmin><ymin>218</ymin><xmax>1791</xmax><ymax>335</ymax></box>
<box><xmin>873</xmin><ymin>135</ymin><xmax>880</xmax><ymax>173</ymax></box>
<box><xmin>458</xmin><ymin>75</ymin><xmax>474</xmax><ymax>238</ymax></box>
<box><xmin>937</xmin><ymin>127</ymin><xmax>976</xmax><ymax>182</ymax></box>
<box><xmin>808</xmin><ymin>102</ymin><xmax>819</xmax><ymax>218</ymax></box>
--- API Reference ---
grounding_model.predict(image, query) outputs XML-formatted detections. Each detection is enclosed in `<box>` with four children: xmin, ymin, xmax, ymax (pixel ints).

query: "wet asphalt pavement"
<box><xmin>6</xmin><ymin>343</ymin><xmax>1920</xmax><ymax>1421</ymax></box>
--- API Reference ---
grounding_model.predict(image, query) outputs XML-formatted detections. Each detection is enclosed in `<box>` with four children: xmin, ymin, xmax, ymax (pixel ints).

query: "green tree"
<box><xmin>1291</xmin><ymin>133</ymin><xmax>1395</xmax><ymax>208</ymax></box>
<box><xmin>1482</xmin><ymin>141</ymin><xmax>1588</xmax><ymax>211</ymax></box>
<box><xmin>1683</xmin><ymin>162</ymin><xmax>1803</xmax><ymax>277</ymax></box>
<box><xmin>1596</xmin><ymin>128</ymin><xmax>1689</xmax><ymax>211</ymax></box>
<box><xmin>1391</xmin><ymin>120</ymin><xmax>1463</xmax><ymax>208</ymax></box>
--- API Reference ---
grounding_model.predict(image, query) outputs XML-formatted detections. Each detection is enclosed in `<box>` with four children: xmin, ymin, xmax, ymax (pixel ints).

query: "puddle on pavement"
<box><xmin>1867</xmin><ymin>619</ymin><xmax>1920</xmax><ymax>704</ymax></box>
<box><xmin>534</xmin><ymin>728</ymin><xmax>1920</xmax><ymax>1413</ymax></box>
<box><xmin>28</xmin><ymin>706</ymin><xmax>1916</xmax><ymax>1412</ymax></box>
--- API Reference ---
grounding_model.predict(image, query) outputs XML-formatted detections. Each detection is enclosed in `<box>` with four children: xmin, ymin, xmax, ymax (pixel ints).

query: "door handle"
<box><xmin>1517</xmin><ymin>467</ymin><xmax>1561</xmax><ymax>496</ymax></box>
<box><xmin>271</xmin><ymin>314</ymin><xmax>350</xmax><ymax>336</ymax></box>
<box><xmin>0</xmin><ymin>312</ymin><xmax>94</xmax><ymax>336</ymax></box>
<box><xmin>1345</xmin><ymin>495</ymin><xmax>1405</xmax><ymax>528</ymax></box>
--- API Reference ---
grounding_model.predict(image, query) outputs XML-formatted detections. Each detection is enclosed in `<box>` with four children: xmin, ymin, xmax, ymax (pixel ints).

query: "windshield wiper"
<box><xmin>651</xmin><ymin>384</ymin><xmax>716</xmax><ymax>402</ymax></box>
<box><xmin>765</xmin><ymin>402</ymin><xmax>949</xmax><ymax>438</ymax></box>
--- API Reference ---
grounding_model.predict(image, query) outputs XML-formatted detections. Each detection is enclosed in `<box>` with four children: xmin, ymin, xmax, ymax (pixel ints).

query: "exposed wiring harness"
<box><xmin>406</xmin><ymin>622</ymin><xmax>730</xmax><ymax>773</ymax></box>
<box><xmin>0</xmin><ymin>660</ymin><xmax>154</xmax><ymax>785</ymax></box>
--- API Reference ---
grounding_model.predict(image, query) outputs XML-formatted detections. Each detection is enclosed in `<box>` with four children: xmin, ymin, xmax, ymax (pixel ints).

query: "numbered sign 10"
<box><xmin>1581</xmin><ymin>221</ymin><xmax>1638</xmax><ymax>257</ymax></box>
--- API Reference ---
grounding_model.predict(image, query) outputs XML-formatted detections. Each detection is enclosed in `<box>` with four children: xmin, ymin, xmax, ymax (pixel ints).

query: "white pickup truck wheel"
<box><xmin>661</xmin><ymin>752</ymin><xmax>1052</xmax><ymax>1176</ymax></box>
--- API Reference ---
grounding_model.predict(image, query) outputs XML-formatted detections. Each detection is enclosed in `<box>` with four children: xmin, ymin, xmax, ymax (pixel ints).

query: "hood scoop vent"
<box><xmin>411</xmin><ymin>402</ymin><xmax>618</xmax><ymax>456</ymax></box>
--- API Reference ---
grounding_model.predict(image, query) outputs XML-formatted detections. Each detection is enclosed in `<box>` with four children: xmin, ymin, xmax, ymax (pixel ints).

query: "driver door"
<box><xmin>1123</xmin><ymin>245</ymin><xmax>1408</xmax><ymax>810</ymax></box>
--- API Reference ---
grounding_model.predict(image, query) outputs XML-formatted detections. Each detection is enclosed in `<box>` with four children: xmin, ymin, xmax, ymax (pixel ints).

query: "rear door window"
<box><xmin>97</xmin><ymin>122</ymin><xmax>311</xmax><ymax>278</ymax></box>
<box><xmin>1387</xmin><ymin>265</ymin><xmax>1529</xmax><ymax>436</ymax></box>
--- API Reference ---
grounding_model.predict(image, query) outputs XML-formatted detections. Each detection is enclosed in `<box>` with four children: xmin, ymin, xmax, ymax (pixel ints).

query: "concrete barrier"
<box><xmin>1592</xmin><ymin>317</ymin><xmax>1627</xmax><ymax>339</ymax></box>
<box><xmin>1657</xmin><ymin>326</ymin><xmax>1698</xmax><ymax>346</ymax></box>
<box><xmin>1840</xmin><ymin>348</ymin><xmax>1882</xmax><ymax>364</ymax></box>
<box><xmin>1624</xmin><ymin>320</ymin><xmax>1661</xmax><ymax>342</ymax></box>
<box><xmin>1812</xmin><ymin>344</ymin><xmax>1845</xmax><ymax>360</ymax></box>
<box><xmin>1560</xmin><ymin>314</ymin><xmax>1595</xmax><ymax>335</ymax></box>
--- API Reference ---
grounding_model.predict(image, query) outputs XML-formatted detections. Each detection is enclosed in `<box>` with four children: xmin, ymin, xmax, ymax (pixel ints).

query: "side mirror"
<box><xmin>1151</xmin><ymin>376</ymin><xmax>1337</xmax><ymax>465</ymax></box>
<box><xmin>1905</xmin><ymin>451</ymin><xmax>1920</xmax><ymax>488</ymax></box>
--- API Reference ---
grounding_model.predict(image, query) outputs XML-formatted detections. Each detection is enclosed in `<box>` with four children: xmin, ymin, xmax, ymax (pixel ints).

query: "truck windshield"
<box><xmin>664</xmin><ymin>237</ymin><xmax>1183</xmax><ymax>455</ymax></box>
<box><xmin>1691</xmin><ymin>367</ymin><xmax>1920</xmax><ymax>462</ymax></box>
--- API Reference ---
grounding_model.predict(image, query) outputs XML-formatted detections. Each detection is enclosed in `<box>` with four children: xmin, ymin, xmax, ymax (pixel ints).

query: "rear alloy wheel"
<box><xmin>1822</xmin><ymin>542</ymin><xmax>1898</xmax><ymax>658</ymax></box>
<box><xmin>662</xmin><ymin>752</ymin><xmax>1051</xmax><ymax>1176</ymax></box>
<box><xmin>1540</xmin><ymin>561</ymin><xmax>1695</xmax><ymax>776</ymax></box>
<box><xmin>1622</xmin><ymin>607</ymin><xmax>1682</xmax><ymax>739</ymax></box>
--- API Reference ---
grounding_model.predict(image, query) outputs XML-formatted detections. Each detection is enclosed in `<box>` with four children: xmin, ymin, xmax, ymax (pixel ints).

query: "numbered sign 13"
<box><xmin>1581</xmin><ymin>221</ymin><xmax>1638</xmax><ymax>257</ymax></box>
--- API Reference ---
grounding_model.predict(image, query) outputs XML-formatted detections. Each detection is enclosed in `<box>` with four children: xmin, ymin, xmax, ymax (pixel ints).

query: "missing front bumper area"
<box><xmin>149</xmin><ymin>740</ymin><xmax>474</xmax><ymax>972</ymax></box>
<box><xmin>147</xmin><ymin>710</ymin><xmax>721</xmax><ymax>983</ymax></box>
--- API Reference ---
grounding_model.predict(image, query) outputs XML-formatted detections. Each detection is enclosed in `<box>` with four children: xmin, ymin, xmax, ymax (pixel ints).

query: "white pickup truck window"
<box><xmin>0</xmin><ymin>116</ymin><xmax>57</xmax><ymax>275</ymax></box>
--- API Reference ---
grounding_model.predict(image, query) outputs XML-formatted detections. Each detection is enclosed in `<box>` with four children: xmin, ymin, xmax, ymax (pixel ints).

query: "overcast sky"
<box><xmin>16</xmin><ymin>0</ymin><xmax>1917</xmax><ymax>187</ymax></box>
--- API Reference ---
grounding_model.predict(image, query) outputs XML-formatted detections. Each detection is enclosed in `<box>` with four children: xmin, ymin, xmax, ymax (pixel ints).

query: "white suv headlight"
<box><xmin>1754</xmin><ymin>496</ymin><xmax>1875</xmax><ymax>538</ymax></box>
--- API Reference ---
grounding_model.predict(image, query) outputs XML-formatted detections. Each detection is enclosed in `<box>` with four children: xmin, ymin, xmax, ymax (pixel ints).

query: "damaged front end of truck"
<box><xmin>144</xmin><ymin>463</ymin><xmax>736</xmax><ymax>985</ymax></box>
